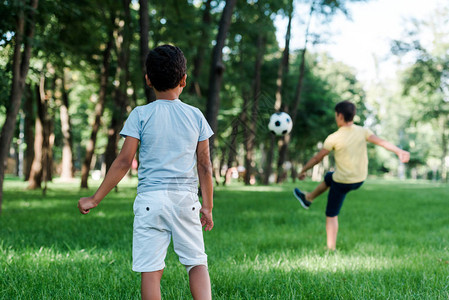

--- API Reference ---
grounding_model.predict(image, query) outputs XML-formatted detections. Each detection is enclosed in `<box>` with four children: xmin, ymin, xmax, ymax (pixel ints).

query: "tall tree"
<box><xmin>391</xmin><ymin>7</ymin><xmax>449</xmax><ymax>181</ymax></box>
<box><xmin>0</xmin><ymin>0</ymin><xmax>38</xmax><ymax>213</ymax></box>
<box><xmin>205</xmin><ymin>0</ymin><xmax>237</xmax><ymax>159</ymax></box>
<box><xmin>28</xmin><ymin>74</ymin><xmax>49</xmax><ymax>190</ymax></box>
<box><xmin>139</xmin><ymin>0</ymin><xmax>156</xmax><ymax>103</ymax></box>
<box><xmin>263</xmin><ymin>0</ymin><xmax>293</xmax><ymax>185</ymax></box>
<box><xmin>190</xmin><ymin>0</ymin><xmax>213</xmax><ymax>97</ymax></box>
<box><xmin>80</xmin><ymin>30</ymin><xmax>114</xmax><ymax>189</ymax></box>
<box><xmin>104</xmin><ymin>0</ymin><xmax>132</xmax><ymax>174</ymax></box>
<box><xmin>59</xmin><ymin>72</ymin><xmax>74</xmax><ymax>180</ymax></box>
<box><xmin>23</xmin><ymin>85</ymin><xmax>35</xmax><ymax>181</ymax></box>
<box><xmin>244</xmin><ymin>33</ymin><xmax>266</xmax><ymax>185</ymax></box>
<box><xmin>276</xmin><ymin>2</ymin><xmax>314</xmax><ymax>183</ymax></box>
<box><xmin>276</xmin><ymin>0</ymin><xmax>360</xmax><ymax>182</ymax></box>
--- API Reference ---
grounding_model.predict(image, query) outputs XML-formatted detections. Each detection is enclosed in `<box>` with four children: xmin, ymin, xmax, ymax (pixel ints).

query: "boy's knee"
<box><xmin>185</xmin><ymin>263</ymin><xmax>208</xmax><ymax>274</ymax></box>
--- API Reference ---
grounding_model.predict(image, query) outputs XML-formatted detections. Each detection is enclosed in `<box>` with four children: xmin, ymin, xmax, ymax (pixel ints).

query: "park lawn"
<box><xmin>1</xmin><ymin>177</ymin><xmax>448</xmax><ymax>299</ymax></box>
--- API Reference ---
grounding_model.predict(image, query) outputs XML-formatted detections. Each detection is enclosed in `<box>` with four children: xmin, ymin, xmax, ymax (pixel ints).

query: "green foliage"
<box><xmin>288</xmin><ymin>54</ymin><xmax>335</xmax><ymax>152</ymax></box>
<box><xmin>283</xmin><ymin>51</ymin><xmax>368</xmax><ymax>164</ymax></box>
<box><xmin>2</xmin><ymin>0</ymin><xmax>435</xmax><ymax>184</ymax></box>
<box><xmin>0</xmin><ymin>0</ymin><xmax>22</xmax><ymax>45</ymax></box>
<box><xmin>1</xmin><ymin>178</ymin><xmax>448</xmax><ymax>298</ymax></box>
<box><xmin>387</xmin><ymin>4</ymin><xmax>449</xmax><ymax>179</ymax></box>
<box><xmin>0</xmin><ymin>44</ymin><xmax>12</xmax><ymax>111</ymax></box>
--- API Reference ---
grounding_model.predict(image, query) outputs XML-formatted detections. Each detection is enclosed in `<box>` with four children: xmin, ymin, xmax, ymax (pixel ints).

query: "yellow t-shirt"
<box><xmin>323</xmin><ymin>124</ymin><xmax>374</xmax><ymax>183</ymax></box>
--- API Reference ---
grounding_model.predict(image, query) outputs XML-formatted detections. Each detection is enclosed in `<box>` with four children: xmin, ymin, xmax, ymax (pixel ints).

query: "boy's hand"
<box><xmin>298</xmin><ymin>171</ymin><xmax>307</xmax><ymax>180</ymax></box>
<box><xmin>78</xmin><ymin>196</ymin><xmax>98</xmax><ymax>214</ymax></box>
<box><xmin>397</xmin><ymin>150</ymin><xmax>410</xmax><ymax>163</ymax></box>
<box><xmin>200</xmin><ymin>207</ymin><xmax>213</xmax><ymax>231</ymax></box>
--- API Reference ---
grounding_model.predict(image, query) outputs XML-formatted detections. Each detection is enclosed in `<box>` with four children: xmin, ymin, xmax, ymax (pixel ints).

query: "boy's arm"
<box><xmin>78</xmin><ymin>137</ymin><xmax>139</xmax><ymax>214</ymax></box>
<box><xmin>298</xmin><ymin>148</ymin><xmax>330</xmax><ymax>180</ymax></box>
<box><xmin>196</xmin><ymin>139</ymin><xmax>214</xmax><ymax>231</ymax></box>
<box><xmin>367</xmin><ymin>134</ymin><xmax>410</xmax><ymax>163</ymax></box>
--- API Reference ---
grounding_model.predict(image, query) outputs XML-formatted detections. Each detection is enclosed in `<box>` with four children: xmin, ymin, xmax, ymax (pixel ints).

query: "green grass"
<box><xmin>1</xmin><ymin>178</ymin><xmax>448</xmax><ymax>299</ymax></box>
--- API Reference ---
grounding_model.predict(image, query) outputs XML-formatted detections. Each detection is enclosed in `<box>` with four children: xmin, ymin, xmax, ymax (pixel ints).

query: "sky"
<box><xmin>275</xmin><ymin>0</ymin><xmax>442</xmax><ymax>84</ymax></box>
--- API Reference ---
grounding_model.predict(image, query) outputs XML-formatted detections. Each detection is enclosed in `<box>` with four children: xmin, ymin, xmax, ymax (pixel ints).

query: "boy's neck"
<box><xmin>154</xmin><ymin>89</ymin><xmax>180</xmax><ymax>100</ymax></box>
<box><xmin>339</xmin><ymin>121</ymin><xmax>354</xmax><ymax>128</ymax></box>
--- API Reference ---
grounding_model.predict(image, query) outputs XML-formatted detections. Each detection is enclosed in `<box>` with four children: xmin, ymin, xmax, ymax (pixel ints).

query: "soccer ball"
<box><xmin>268</xmin><ymin>112</ymin><xmax>293</xmax><ymax>136</ymax></box>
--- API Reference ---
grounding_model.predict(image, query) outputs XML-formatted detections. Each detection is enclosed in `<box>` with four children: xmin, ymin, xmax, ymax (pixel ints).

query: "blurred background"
<box><xmin>0</xmin><ymin>0</ymin><xmax>448</xmax><ymax>204</ymax></box>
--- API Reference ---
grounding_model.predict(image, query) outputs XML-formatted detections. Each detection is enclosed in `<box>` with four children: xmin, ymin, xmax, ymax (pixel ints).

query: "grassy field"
<box><xmin>1</xmin><ymin>177</ymin><xmax>448</xmax><ymax>299</ymax></box>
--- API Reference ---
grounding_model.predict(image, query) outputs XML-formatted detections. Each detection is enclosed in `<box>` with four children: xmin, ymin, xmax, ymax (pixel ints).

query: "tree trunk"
<box><xmin>241</xmin><ymin>91</ymin><xmax>251</xmax><ymax>183</ymax></box>
<box><xmin>28</xmin><ymin>81</ymin><xmax>47</xmax><ymax>190</ymax></box>
<box><xmin>190</xmin><ymin>0</ymin><xmax>213</xmax><ymax>97</ymax></box>
<box><xmin>291</xmin><ymin>160</ymin><xmax>298</xmax><ymax>182</ymax></box>
<box><xmin>104</xmin><ymin>0</ymin><xmax>131</xmax><ymax>174</ymax></box>
<box><xmin>276</xmin><ymin>48</ymin><xmax>307</xmax><ymax>183</ymax></box>
<box><xmin>223</xmin><ymin>117</ymin><xmax>240</xmax><ymax>185</ymax></box>
<box><xmin>28</xmin><ymin>111</ymin><xmax>43</xmax><ymax>189</ymax></box>
<box><xmin>263</xmin><ymin>135</ymin><xmax>276</xmax><ymax>185</ymax></box>
<box><xmin>205</xmin><ymin>0</ymin><xmax>237</xmax><ymax>159</ymax></box>
<box><xmin>80</xmin><ymin>32</ymin><xmax>114</xmax><ymax>188</ymax></box>
<box><xmin>0</xmin><ymin>0</ymin><xmax>38</xmax><ymax>213</ymax></box>
<box><xmin>45</xmin><ymin>114</ymin><xmax>54</xmax><ymax>183</ymax></box>
<box><xmin>42</xmin><ymin>106</ymin><xmax>53</xmax><ymax>195</ymax></box>
<box><xmin>276</xmin><ymin>134</ymin><xmax>290</xmax><ymax>183</ymax></box>
<box><xmin>24</xmin><ymin>84</ymin><xmax>35</xmax><ymax>181</ymax></box>
<box><xmin>244</xmin><ymin>34</ymin><xmax>265</xmax><ymax>185</ymax></box>
<box><xmin>274</xmin><ymin>0</ymin><xmax>293</xmax><ymax>112</ymax></box>
<box><xmin>276</xmin><ymin>3</ymin><xmax>314</xmax><ymax>183</ymax></box>
<box><xmin>139</xmin><ymin>0</ymin><xmax>156</xmax><ymax>103</ymax></box>
<box><xmin>16</xmin><ymin>110</ymin><xmax>25</xmax><ymax>177</ymax></box>
<box><xmin>264</xmin><ymin>2</ymin><xmax>292</xmax><ymax>185</ymax></box>
<box><xmin>440</xmin><ymin>116</ymin><xmax>448</xmax><ymax>182</ymax></box>
<box><xmin>59</xmin><ymin>73</ymin><xmax>74</xmax><ymax>180</ymax></box>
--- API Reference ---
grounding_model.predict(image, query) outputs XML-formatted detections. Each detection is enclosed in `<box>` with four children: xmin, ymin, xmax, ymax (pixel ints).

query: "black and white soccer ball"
<box><xmin>268</xmin><ymin>112</ymin><xmax>293</xmax><ymax>136</ymax></box>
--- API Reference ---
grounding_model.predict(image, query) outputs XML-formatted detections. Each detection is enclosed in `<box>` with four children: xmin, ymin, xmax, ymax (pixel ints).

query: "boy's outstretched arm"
<box><xmin>78</xmin><ymin>137</ymin><xmax>139</xmax><ymax>214</ymax></box>
<box><xmin>367</xmin><ymin>134</ymin><xmax>410</xmax><ymax>163</ymax></box>
<box><xmin>298</xmin><ymin>148</ymin><xmax>330</xmax><ymax>180</ymax></box>
<box><xmin>196</xmin><ymin>139</ymin><xmax>214</xmax><ymax>231</ymax></box>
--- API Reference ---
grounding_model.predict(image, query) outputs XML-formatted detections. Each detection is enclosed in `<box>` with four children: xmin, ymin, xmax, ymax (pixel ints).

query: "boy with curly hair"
<box><xmin>79</xmin><ymin>45</ymin><xmax>214</xmax><ymax>300</ymax></box>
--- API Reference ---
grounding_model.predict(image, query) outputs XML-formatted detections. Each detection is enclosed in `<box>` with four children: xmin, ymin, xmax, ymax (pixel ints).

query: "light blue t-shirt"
<box><xmin>120</xmin><ymin>99</ymin><xmax>214</xmax><ymax>194</ymax></box>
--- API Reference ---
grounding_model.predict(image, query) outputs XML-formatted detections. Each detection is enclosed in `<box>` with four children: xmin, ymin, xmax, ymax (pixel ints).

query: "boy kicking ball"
<box><xmin>78</xmin><ymin>45</ymin><xmax>214</xmax><ymax>300</ymax></box>
<box><xmin>293</xmin><ymin>101</ymin><xmax>410</xmax><ymax>251</ymax></box>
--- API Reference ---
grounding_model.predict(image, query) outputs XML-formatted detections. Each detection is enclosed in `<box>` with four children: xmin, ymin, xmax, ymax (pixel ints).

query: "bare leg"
<box><xmin>189</xmin><ymin>265</ymin><xmax>212</xmax><ymax>300</ymax></box>
<box><xmin>306</xmin><ymin>181</ymin><xmax>329</xmax><ymax>202</ymax></box>
<box><xmin>141</xmin><ymin>270</ymin><xmax>164</xmax><ymax>300</ymax></box>
<box><xmin>326</xmin><ymin>216</ymin><xmax>338</xmax><ymax>251</ymax></box>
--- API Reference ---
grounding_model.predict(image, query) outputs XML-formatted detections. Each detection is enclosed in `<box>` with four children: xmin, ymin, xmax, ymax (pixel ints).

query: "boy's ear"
<box><xmin>179</xmin><ymin>74</ymin><xmax>187</xmax><ymax>87</ymax></box>
<box><xmin>145</xmin><ymin>74</ymin><xmax>152</xmax><ymax>88</ymax></box>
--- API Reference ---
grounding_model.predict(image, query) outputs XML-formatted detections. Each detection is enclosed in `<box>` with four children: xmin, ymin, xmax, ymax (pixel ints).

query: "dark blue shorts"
<box><xmin>324</xmin><ymin>172</ymin><xmax>364</xmax><ymax>217</ymax></box>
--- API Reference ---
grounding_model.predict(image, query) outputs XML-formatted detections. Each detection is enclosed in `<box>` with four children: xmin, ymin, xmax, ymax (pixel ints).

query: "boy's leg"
<box><xmin>294</xmin><ymin>172</ymin><xmax>332</xmax><ymax>206</ymax></box>
<box><xmin>326</xmin><ymin>216</ymin><xmax>338</xmax><ymax>251</ymax></box>
<box><xmin>141</xmin><ymin>270</ymin><xmax>164</xmax><ymax>300</ymax></box>
<box><xmin>188</xmin><ymin>265</ymin><xmax>212</xmax><ymax>300</ymax></box>
<box><xmin>324</xmin><ymin>180</ymin><xmax>363</xmax><ymax>250</ymax></box>
<box><xmin>169</xmin><ymin>191</ymin><xmax>210</xmax><ymax>299</ymax></box>
<box><xmin>294</xmin><ymin>180</ymin><xmax>328</xmax><ymax>209</ymax></box>
<box><xmin>306</xmin><ymin>181</ymin><xmax>329</xmax><ymax>202</ymax></box>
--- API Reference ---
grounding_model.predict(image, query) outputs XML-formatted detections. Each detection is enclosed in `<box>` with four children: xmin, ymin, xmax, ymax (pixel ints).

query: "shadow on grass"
<box><xmin>1</xmin><ymin>179</ymin><xmax>448</xmax><ymax>299</ymax></box>
<box><xmin>209</xmin><ymin>255</ymin><xmax>449</xmax><ymax>299</ymax></box>
<box><xmin>1</xmin><ymin>181</ymin><xmax>136</xmax><ymax>253</ymax></box>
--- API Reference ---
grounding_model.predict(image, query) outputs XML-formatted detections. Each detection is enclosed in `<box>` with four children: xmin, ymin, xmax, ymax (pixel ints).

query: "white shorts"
<box><xmin>132</xmin><ymin>190</ymin><xmax>207</xmax><ymax>273</ymax></box>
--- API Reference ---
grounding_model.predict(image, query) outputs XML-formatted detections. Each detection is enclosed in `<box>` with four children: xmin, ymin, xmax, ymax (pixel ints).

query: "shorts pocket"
<box><xmin>133</xmin><ymin>201</ymin><xmax>166</xmax><ymax>232</ymax></box>
<box><xmin>177</xmin><ymin>201</ymin><xmax>202</xmax><ymax>225</ymax></box>
<box><xmin>133</xmin><ymin>199</ymin><xmax>164</xmax><ymax>217</ymax></box>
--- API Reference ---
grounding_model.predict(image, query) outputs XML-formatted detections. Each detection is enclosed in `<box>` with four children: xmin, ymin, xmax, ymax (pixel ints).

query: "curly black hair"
<box><xmin>335</xmin><ymin>101</ymin><xmax>356</xmax><ymax>122</ymax></box>
<box><xmin>145</xmin><ymin>44</ymin><xmax>187</xmax><ymax>92</ymax></box>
